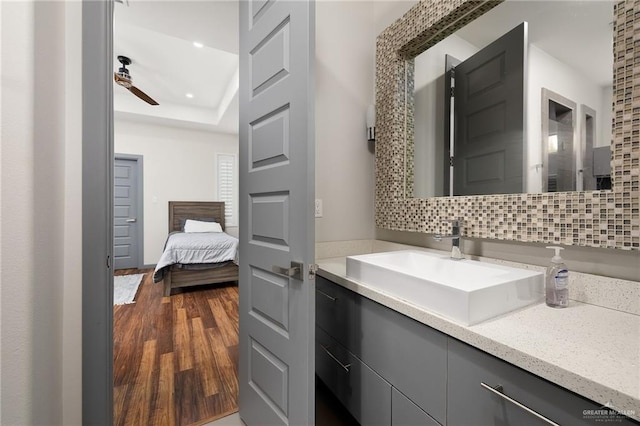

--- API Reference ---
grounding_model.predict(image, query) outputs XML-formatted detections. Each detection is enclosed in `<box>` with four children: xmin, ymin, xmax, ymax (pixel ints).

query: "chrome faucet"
<box><xmin>433</xmin><ymin>219</ymin><xmax>464</xmax><ymax>260</ymax></box>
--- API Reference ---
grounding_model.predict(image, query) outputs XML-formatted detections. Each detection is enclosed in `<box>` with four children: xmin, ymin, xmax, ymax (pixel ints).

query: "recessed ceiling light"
<box><xmin>186</xmin><ymin>93</ymin><xmax>194</xmax><ymax>99</ymax></box>
<box><xmin>193</xmin><ymin>41</ymin><xmax>204</xmax><ymax>48</ymax></box>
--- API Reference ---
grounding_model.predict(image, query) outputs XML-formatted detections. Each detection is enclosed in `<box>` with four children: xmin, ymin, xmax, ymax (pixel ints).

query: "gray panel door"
<box><xmin>239</xmin><ymin>1</ymin><xmax>315</xmax><ymax>425</ymax></box>
<box><xmin>114</xmin><ymin>158</ymin><xmax>140</xmax><ymax>269</ymax></box>
<box><xmin>454</xmin><ymin>22</ymin><xmax>527</xmax><ymax>195</ymax></box>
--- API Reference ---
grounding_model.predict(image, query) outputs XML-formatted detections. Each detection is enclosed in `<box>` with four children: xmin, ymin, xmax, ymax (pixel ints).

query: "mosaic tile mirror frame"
<box><xmin>375</xmin><ymin>0</ymin><xmax>639</xmax><ymax>250</ymax></box>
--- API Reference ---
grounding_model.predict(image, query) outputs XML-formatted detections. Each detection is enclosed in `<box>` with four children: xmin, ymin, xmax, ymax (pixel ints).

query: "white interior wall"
<box><xmin>599</xmin><ymin>85</ymin><xmax>613</xmax><ymax>148</ymax></box>
<box><xmin>315</xmin><ymin>1</ymin><xmax>376</xmax><ymax>242</ymax></box>
<box><xmin>373</xmin><ymin>1</ymin><xmax>416</xmax><ymax>36</ymax></box>
<box><xmin>526</xmin><ymin>44</ymin><xmax>607</xmax><ymax>193</ymax></box>
<box><xmin>0</xmin><ymin>1</ymin><xmax>68</xmax><ymax>423</ymax></box>
<box><xmin>0</xmin><ymin>3</ymin><xmax>35</xmax><ymax>421</ymax></box>
<box><xmin>413</xmin><ymin>35</ymin><xmax>478</xmax><ymax>198</ymax></box>
<box><xmin>114</xmin><ymin>119</ymin><xmax>239</xmax><ymax>265</ymax></box>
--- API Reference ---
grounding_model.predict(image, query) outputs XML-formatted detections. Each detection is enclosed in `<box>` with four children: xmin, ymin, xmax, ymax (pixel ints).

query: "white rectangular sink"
<box><xmin>346</xmin><ymin>250</ymin><xmax>543</xmax><ymax>326</ymax></box>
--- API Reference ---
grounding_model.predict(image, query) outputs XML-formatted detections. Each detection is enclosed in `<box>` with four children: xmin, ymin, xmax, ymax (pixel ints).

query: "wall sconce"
<box><xmin>366</xmin><ymin>104</ymin><xmax>376</xmax><ymax>142</ymax></box>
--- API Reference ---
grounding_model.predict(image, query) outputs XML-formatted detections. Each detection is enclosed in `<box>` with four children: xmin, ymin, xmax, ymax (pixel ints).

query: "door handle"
<box><xmin>126</xmin><ymin>218</ymin><xmax>137</xmax><ymax>223</ymax></box>
<box><xmin>272</xmin><ymin>261</ymin><xmax>303</xmax><ymax>281</ymax></box>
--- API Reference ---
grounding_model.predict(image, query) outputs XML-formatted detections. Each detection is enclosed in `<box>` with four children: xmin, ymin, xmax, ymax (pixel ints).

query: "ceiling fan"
<box><xmin>114</xmin><ymin>55</ymin><xmax>159</xmax><ymax>106</ymax></box>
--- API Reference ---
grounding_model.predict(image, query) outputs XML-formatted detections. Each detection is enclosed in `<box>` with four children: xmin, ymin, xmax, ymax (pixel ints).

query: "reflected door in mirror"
<box><xmin>453</xmin><ymin>22</ymin><xmax>526</xmax><ymax>196</ymax></box>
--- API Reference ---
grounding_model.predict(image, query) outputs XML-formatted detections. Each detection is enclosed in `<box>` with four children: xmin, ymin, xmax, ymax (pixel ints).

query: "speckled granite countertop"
<box><xmin>317</xmin><ymin>257</ymin><xmax>640</xmax><ymax>421</ymax></box>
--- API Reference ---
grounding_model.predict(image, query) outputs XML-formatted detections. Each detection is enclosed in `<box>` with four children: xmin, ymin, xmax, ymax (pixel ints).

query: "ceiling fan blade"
<box><xmin>128</xmin><ymin>85</ymin><xmax>159</xmax><ymax>106</ymax></box>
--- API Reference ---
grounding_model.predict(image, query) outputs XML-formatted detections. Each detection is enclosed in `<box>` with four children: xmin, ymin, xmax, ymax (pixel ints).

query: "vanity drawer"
<box><xmin>392</xmin><ymin>388</ymin><xmax>440</xmax><ymax>426</ymax></box>
<box><xmin>316</xmin><ymin>326</ymin><xmax>392</xmax><ymax>426</ymax></box>
<box><xmin>316</xmin><ymin>276</ymin><xmax>356</xmax><ymax>347</ymax></box>
<box><xmin>447</xmin><ymin>337</ymin><xmax>639</xmax><ymax>426</ymax></box>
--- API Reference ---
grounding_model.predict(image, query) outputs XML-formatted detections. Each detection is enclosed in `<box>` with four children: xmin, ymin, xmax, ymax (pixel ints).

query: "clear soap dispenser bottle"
<box><xmin>545</xmin><ymin>246</ymin><xmax>568</xmax><ymax>308</ymax></box>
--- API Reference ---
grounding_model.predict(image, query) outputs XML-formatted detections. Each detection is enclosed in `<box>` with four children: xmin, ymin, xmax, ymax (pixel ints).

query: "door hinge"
<box><xmin>309</xmin><ymin>263</ymin><xmax>319</xmax><ymax>280</ymax></box>
<box><xmin>449</xmin><ymin>67</ymin><xmax>456</xmax><ymax>98</ymax></box>
<box><xmin>449</xmin><ymin>156</ymin><xmax>454</xmax><ymax>167</ymax></box>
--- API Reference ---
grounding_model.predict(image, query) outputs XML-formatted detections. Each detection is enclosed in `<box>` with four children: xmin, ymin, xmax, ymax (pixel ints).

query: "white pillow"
<box><xmin>183</xmin><ymin>219</ymin><xmax>223</xmax><ymax>233</ymax></box>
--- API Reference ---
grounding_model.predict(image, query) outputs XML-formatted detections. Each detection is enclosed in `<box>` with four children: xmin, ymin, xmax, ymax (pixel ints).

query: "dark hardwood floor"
<box><xmin>114</xmin><ymin>269</ymin><xmax>361</xmax><ymax>426</ymax></box>
<box><xmin>114</xmin><ymin>269</ymin><xmax>239</xmax><ymax>426</ymax></box>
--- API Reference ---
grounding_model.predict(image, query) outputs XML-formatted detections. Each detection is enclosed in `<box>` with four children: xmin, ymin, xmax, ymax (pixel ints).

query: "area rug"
<box><xmin>114</xmin><ymin>273</ymin><xmax>144</xmax><ymax>305</ymax></box>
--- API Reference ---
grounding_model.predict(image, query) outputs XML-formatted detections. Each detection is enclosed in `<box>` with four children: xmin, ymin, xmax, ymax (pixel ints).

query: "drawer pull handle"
<box><xmin>480</xmin><ymin>382</ymin><xmax>560</xmax><ymax>426</ymax></box>
<box><xmin>316</xmin><ymin>289</ymin><xmax>337</xmax><ymax>301</ymax></box>
<box><xmin>320</xmin><ymin>344</ymin><xmax>351</xmax><ymax>373</ymax></box>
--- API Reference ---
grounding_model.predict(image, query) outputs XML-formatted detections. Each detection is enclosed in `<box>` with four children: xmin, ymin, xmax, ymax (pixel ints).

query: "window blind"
<box><xmin>217</xmin><ymin>154</ymin><xmax>237</xmax><ymax>227</ymax></box>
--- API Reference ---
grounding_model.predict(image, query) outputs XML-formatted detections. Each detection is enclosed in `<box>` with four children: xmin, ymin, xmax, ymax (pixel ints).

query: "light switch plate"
<box><xmin>315</xmin><ymin>199</ymin><xmax>323</xmax><ymax>218</ymax></box>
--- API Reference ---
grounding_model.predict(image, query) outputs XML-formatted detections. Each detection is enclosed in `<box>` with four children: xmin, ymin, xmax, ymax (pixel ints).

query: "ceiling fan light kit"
<box><xmin>114</xmin><ymin>55</ymin><xmax>159</xmax><ymax>106</ymax></box>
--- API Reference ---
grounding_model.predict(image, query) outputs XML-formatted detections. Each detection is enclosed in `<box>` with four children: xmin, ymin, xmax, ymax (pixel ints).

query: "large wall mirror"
<box><xmin>408</xmin><ymin>1</ymin><xmax>613</xmax><ymax>198</ymax></box>
<box><xmin>375</xmin><ymin>0</ymin><xmax>638</xmax><ymax>250</ymax></box>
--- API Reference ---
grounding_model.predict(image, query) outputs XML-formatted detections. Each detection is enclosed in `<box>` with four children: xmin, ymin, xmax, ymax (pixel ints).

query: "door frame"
<box><xmin>541</xmin><ymin>88</ymin><xmax>577</xmax><ymax>193</ymax></box>
<box><xmin>579</xmin><ymin>104</ymin><xmax>597</xmax><ymax>191</ymax></box>
<box><xmin>444</xmin><ymin>54</ymin><xmax>460</xmax><ymax>197</ymax></box>
<box><xmin>81</xmin><ymin>1</ymin><xmax>316</xmax><ymax>423</ymax></box>
<box><xmin>114</xmin><ymin>154</ymin><xmax>144</xmax><ymax>269</ymax></box>
<box><xmin>82</xmin><ymin>0</ymin><xmax>114</xmax><ymax>423</ymax></box>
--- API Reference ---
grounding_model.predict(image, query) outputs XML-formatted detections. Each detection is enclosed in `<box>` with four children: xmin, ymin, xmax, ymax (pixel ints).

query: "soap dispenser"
<box><xmin>545</xmin><ymin>246</ymin><xmax>569</xmax><ymax>308</ymax></box>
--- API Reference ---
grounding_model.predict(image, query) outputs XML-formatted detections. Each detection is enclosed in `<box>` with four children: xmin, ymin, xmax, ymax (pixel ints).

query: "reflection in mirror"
<box><xmin>410</xmin><ymin>0</ymin><xmax>613</xmax><ymax>198</ymax></box>
<box><xmin>542</xmin><ymin>89</ymin><xmax>577</xmax><ymax>192</ymax></box>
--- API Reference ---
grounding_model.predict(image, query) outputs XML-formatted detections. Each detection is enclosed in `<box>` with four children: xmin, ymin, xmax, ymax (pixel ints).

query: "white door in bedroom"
<box><xmin>114</xmin><ymin>156</ymin><xmax>142</xmax><ymax>270</ymax></box>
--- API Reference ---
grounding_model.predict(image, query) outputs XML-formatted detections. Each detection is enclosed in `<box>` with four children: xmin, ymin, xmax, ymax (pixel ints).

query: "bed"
<box><xmin>153</xmin><ymin>201</ymin><xmax>239</xmax><ymax>296</ymax></box>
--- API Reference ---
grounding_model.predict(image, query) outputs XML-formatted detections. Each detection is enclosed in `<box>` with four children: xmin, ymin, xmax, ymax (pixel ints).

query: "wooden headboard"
<box><xmin>168</xmin><ymin>201</ymin><xmax>226</xmax><ymax>233</ymax></box>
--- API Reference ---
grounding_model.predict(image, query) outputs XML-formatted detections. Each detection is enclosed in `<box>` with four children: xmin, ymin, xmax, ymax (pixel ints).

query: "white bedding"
<box><xmin>153</xmin><ymin>231</ymin><xmax>238</xmax><ymax>282</ymax></box>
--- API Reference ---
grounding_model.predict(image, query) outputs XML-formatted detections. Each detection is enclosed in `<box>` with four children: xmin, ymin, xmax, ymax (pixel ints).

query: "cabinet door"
<box><xmin>392</xmin><ymin>388</ymin><xmax>440</xmax><ymax>426</ymax></box>
<box><xmin>316</xmin><ymin>326</ymin><xmax>392</xmax><ymax>426</ymax></box>
<box><xmin>448</xmin><ymin>337</ymin><xmax>638</xmax><ymax>426</ymax></box>
<box><xmin>351</xmin><ymin>291</ymin><xmax>448</xmax><ymax>424</ymax></box>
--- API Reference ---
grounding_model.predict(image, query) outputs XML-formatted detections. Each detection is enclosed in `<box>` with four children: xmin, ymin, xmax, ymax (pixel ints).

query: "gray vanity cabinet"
<box><xmin>317</xmin><ymin>275</ymin><xmax>639</xmax><ymax>426</ymax></box>
<box><xmin>316</xmin><ymin>276</ymin><xmax>447</xmax><ymax>425</ymax></box>
<box><xmin>447</xmin><ymin>338</ymin><xmax>638</xmax><ymax>426</ymax></box>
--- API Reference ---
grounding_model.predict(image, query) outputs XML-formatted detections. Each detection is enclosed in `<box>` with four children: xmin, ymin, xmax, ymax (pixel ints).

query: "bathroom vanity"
<box><xmin>315</xmin><ymin>257</ymin><xmax>640</xmax><ymax>425</ymax></box>
<box><xmin>321</xmin><ymin>0</ymin><xmax>640</xmax><ymax>422</ymax></box>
